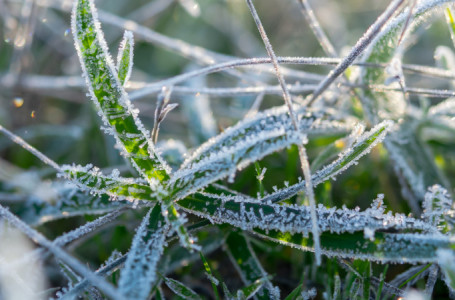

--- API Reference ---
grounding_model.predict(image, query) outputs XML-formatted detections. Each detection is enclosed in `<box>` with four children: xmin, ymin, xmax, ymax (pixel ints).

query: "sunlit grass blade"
<box><xmin>72</xmin><ymin>0</ymin><xmax>194</xmax><ymax>251</ymax></box>
<box><xmin>116</xmin><ymin>30</ymin><xmax>134</xmax><ymax>86</ymax></box>
<box><xmin>445</xmin><ymin>7</ymin><xmax>455</xmax><ymax>48</ymax></box>
<box><xmin>118</xmin><ymin>204</ymin><xmax>169</xmax><ymax>300</ymax></box>
<box><xmin>71</xmin><ymin>0</ymin><xmax>170</xmax><ymax>182</ymax></box>
<box><xmin>199</xmin><ymin>252</ymin><xmax>220</xmax><ymax>300</ymax></box>
<box><xmin>226</xmin><ymin>232</ymin><xmax>280</xmax><ymax>299</ymax></box>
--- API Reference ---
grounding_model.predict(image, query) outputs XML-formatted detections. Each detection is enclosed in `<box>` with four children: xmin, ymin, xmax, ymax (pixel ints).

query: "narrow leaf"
<box><xmin>226</xmin><ymin>232</ymin><xmax>280</xmax><ymax>300</ymax></box>
<box><xmin>162</xmin><ymin>276</ymin><xmax>202</xmax><ymax>300</ymax></box>
<box><xmin>118</xmin><ymin>204</ymin><xmax>169</xmax><ymax>300</ymax></box>
<box><xmin>262</xmin><ymin>120</ymin><xmax>393</xmax><ymax>203</ymax></box>
<box><xmin>254</xmin><ymin>229</ymin><xmax>453</xmax><ymax>263</ymax></box>
<box><xmin>170</xmin><ymin>107</ymin><xmax>349</xmax><ymax>200</ymax></box>
<box><xmin>116</xmin><ymin>30</ymin><xmax>134</xmax><ymax>86</ymax></box>
<box><xmin>178</xmin><ymin>192</ymin><xmax>435</xmax><ymax>236</ymax></box>
<box><xmin>72</xmin><ymin>0</ymin><xmax>170</xmax><ymax>182</ymax></box>
<box><xmin>60</xmin><ymin>164</ymin><xmax>156</xmax><ymax>202</ymax></box>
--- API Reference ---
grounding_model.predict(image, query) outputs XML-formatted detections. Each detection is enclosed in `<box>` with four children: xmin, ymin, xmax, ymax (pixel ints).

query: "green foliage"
<box><xmin>1</xmin><ymin>0</ymin><xmax>455</xmax><ymax>299</ymax></box>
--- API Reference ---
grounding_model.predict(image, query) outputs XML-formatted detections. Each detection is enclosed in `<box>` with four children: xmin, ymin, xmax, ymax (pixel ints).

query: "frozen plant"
<box><xmin>1</xmin><ymin>0</ymin><xmax>455</xmax><ymax>299</ymax></box>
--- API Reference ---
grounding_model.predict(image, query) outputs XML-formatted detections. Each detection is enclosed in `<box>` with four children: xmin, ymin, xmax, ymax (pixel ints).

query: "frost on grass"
<box><xmin>118</xmin><ymin>205</ymin><xmax>169</xmax><ymax>300</ymax></box>
<box><xmin>116</xmin><ymin>30</ymin><xmax>134</xmax><ymax>86</ymax></box>
<box><xmin>181</xmin><ymin>105</ymin><xmax>350</xmax><ymax>167</ymax></box>
<box><xmin>423</xmin><ymin>185</ymin><xmax>454</xmax><ymax>232</ymax></box>
<box><xmin>71</xmin><ymin>0</ymin><xmax>170</xmax><ymax>182</ymax></box>
<box><xmin>72</xmin><ymin>0</ymin><xmax>196</xmax><ymax>251</ymax></box>
<box><xmin>170</xmin><ymin>107</ymin><xmax>350</xmax><ymax>201</ymax></box>
<box><xmin>162</xmin><ymin>276</ymin><xmax>202</xmax><ymax>300</ymax></box>
<box><xmin>60</xmin><ymin>164</ymin><xmax>158</xmax><ymax>202</ymax></box>
<box><xmin>261</xmin><ymin>120</ymin><xmax>393</xmax><ymax>203</ymax></box>
<box><xmin>178</xmin><ymin>192</ymin><xmax>436</xmax><ymax>236</ymax></box>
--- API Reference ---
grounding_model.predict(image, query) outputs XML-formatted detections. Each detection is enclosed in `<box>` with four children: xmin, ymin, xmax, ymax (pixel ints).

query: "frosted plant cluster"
<box><xmin>1</xmin><ymin>0</ymin><xmax>455</xmax><ymax>299</ymax></box>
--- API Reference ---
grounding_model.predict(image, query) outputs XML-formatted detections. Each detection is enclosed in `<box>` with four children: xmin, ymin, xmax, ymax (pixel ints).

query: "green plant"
<box><xmin>1</xmin><ymin>0</ymin><xmax>455</xmax><ymax>299</ymax></box>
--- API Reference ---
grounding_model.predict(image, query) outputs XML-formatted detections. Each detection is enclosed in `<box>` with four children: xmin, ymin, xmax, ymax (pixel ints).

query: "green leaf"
<box><xmin>254</xmin><ymin>229</ymin><xmax>453</xmax><ymax>263</ymax></box>
<box><xmin>116</xmin><ymin>31</ymin><xmax>134</xmax><ymax>86</ymax></box>
<box><xmin>226</xmin><ymin>232</ymin><xmax>280</xmax><ymax>300</ymax></box>
<box><xmin>162</xmin><ymin>276</ymin><xmax>202</xmax><ymax>300</ymax></box>
<box><xmin>199</xmin><ymin>252</ymin><xmax>220</xmax><ymax>300</ymax></box>
<box><xmin>118</xmin><ymin>204</ymin><xmax>168</xmax><ymax>300</ymax></box>
<box><xmin>72</xmin><ymin>0</ymin><xmax>169</xmax><ymax>182</ymax></box>
<box><xmin>72</xmin><ymin>0</ymin><xmax>193</xmax><ymax>251</ymax></box>
<box><xmin>445</xmin><ymin>7</ymin><xmax>455</xmax><ymax>48</ymax></box>
<box><xmin>61</xmin><ymin>164</ymin><xmax>156</xmax><ymax>202</ymax></box>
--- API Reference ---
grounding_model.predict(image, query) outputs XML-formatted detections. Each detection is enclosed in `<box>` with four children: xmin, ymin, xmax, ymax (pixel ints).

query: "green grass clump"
<box><xmin>1</xmin><ymin>0</ymin><xmax>455</xmax><ymax>299</ymax></box>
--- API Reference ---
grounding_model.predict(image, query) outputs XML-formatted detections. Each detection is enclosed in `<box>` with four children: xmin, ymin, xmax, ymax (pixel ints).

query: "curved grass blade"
<box><xmin>116</xmin><ymin>30</ymin><xmax>134</xmax><ymax>86</ymax></box>
<box><xmin>261</xmin><ymin>120</ymin><xmax>393</xmax><ymax>203</ymax></box>
<box><xmin>169</xmin><ymin>127</ymin><xmax>306</xmax><ymax>200</ymax></box>
<box><xmin>162</xmin><ymin>276</ymin><xmax>202</xmax><ymax>300</ymax></box>
<box><xmin>118</xmin><ymin>204</ymin><xmax>169</xmax><ymax>300</ymax></box>
<box><xmin>181</xmin><ymin>105</ymin><xmax>349</xmax><ymax>168</ymax></box>
<box><xmin>72</xmin><ymin>0</ymin><xmax>170</xmax><ymax>182</ymax></box>
<box><xmin>226</xmin><ymin>232</ymin><xmax>280</xmax><ymax>300</ymax></box>
<box><xmin>170</xmin><ymin>108</ymin><xmax>350</xmax><ymax>201</ymax></box>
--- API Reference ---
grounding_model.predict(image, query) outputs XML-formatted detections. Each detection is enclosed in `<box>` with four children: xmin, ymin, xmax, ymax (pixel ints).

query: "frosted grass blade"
<box><xmin>61</xmin><ymin>164</ymin><xmax>157</xmax><ymax>202</ymax></box>
<box><xmin>17</xmin><ymin>187</ymin><xmax>126</xmax><ymax>225</ymax></box>
<box><xmin>181</xmin><ymin>105</ymin><xmax>349</xmax><ymax>167</ymax></box>
<box><xmin>262</xmin><ymin>120</ymin><xmax>393</xmax><ymax>203</ymax></box>
<box><xmin>177</xmin><ymin>192</ymin><xmax>436</xmax><ymax>235</ymax></box>
<box><xmin>72</xmin><ymin>0</ymin><xmax>170</xmax><ymax>182</ymax></box>
<box><xmin>116</xmin><ymin>30</ymin><xmax>134</xmax><ymax>86</ymax></box>
<box><xmin>118</xmin><ymin>204</ymin><xmax>169</xmax><ymax>300</ymax></box>
<box><xmin>162</xmin><ymin>276</ymin><xmax>202</xmax><ymax>300</ymax></box>
<box><xmin>170</xmin><ymin>107</ymin><xmax>350</xmax><ymax>201</ymax></box>
<box><xmin>72</xmin><ymin>0</ymin><xmax>194</xmax><ymax>251</ymax></box>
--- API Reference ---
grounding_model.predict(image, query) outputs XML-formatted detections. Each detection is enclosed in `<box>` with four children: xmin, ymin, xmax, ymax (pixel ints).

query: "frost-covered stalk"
<box><xmin>309</xmin><ymin>0</ymin><xmax>405</xmax><ymax>104</ymax></box>
<box><xmin>245</xmin><ymin>0</ymin><xmax>321</xmax><ymax>265</ymax></box>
